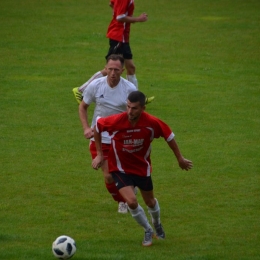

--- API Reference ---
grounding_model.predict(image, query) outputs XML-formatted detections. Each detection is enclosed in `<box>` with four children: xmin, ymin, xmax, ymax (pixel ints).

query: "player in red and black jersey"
<box><xmin>92</xmin><ymin>91</ymin><xmax>193</xmax><ymax>246</ymax></box>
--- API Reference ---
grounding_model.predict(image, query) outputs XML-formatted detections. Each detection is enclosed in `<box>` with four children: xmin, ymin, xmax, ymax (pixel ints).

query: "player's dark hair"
<box><xmin>106</xmin><ymin>54</ymin><xmax>124</xmax><ymax>67</ymax></box>
<box><xmin>128</xmin><ymin>91</ymin><xmax>146</xmax><ymax>107</ymax></box>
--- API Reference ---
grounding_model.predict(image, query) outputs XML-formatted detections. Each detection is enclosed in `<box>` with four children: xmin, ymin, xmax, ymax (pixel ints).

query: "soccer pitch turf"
<box><xmin>0</xmin><ymin>0</ymin><xmax>259</xmax><ymax>259</ymax></box>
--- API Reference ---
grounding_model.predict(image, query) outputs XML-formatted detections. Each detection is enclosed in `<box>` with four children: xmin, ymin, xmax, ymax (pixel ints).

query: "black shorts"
<box><xmin>105</xmin><ymin>39</ymin><xmax>133</xmax><ymax>60</ymax></box>
<box><xmin>111</xmin><ymin>172</ymin><xmax>153</xmax><ymax>191</ymax></box>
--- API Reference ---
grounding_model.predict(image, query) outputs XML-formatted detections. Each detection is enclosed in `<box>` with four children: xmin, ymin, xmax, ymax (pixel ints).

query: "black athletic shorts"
<box><xmin>111</xmin><ymin>172</ymin><xmax>153</xmax><ymax>191</ymax></box>
<box><xmin>105</xmin><ymin>39</ymin><xmax>133</xmax><ymax>60</ymax></box>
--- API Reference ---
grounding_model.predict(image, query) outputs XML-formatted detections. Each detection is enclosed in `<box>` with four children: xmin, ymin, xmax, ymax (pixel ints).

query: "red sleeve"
<box><xmin>96</xmin><ymin>113</ymin><xmax>122</xmax><ymax>133</ymax></box>
<box><xmin>142</xmin><ymin>113</ymin><xmax>174</xmax><ymax>141</ymax></box>
<box><xmin>96</xmin><ymin>117</ymin><xmax>109</xmax><ymax>134</ymax></box>
<box><xmin>114</xmin><ymin>0</ymin><xmax>129</xmax><ymax>17</ymax></box>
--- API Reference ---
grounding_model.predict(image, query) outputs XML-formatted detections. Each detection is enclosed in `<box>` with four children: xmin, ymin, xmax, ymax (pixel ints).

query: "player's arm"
<box><xmin>92</xmin><ymin>125</ymin><xmax>103</xmax><ymax>170</ymax></box>
<box><xmin>78</xmin><ymin>101</ymin><xmax>94</xmax><ymax>139</ymax></box>
<box><xmin>167</xmin><ymin>138</ymin><xmax>193</xmax><ymax>171</ymax></box>
<box><xmin>117</xmin><ymin>12</ymin><xmax>148</xmax><ymax>23</ymax></box>
<box><xmin>109</xmin><ymin>0</ymin><xmax>114</xmax><ymax>8</ymax></box>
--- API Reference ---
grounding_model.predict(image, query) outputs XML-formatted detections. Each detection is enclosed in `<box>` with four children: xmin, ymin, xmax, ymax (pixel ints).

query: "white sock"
<box><xmin>126</xmin><ymin>74</ymin><xmax>138</xmax><ymax>89</ymax></box>
<box><xmin>147</xmin><ymin>198</ymin><xmax>160</xmax><ymax>225</ymax></box>
<box><xmin>128</xmin><ymin>204</ymin><xmax>152</xmax><ymax>231</ymax></box>
<box><xmin>78</xmin><ymin>71</ymin><xmax>104</xmax><ymax>93</ymax></box>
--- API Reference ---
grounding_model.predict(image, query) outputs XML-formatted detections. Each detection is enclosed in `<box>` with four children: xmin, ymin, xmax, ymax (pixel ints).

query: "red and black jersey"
<box><xmin>107</xmin><ymin>0</ymin><xmax>134</xmax><ymax>42</ymax></box>
<box><xmin>96</xmin><ymin>112</ymin><xmax>175</xmax><ymax>176</ymax></box>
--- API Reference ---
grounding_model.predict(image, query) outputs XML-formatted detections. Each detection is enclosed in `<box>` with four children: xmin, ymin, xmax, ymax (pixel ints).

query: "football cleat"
<box><xmin>72</xmin><ymin>87</ymin><xmax>83</xmax><ymax>104</ymax></box>
<box><xmin>142</xmin><ymin>229</ymin><xmax>154</xmax><ymax>246</ymax></box>
<box><xmin>154</xmin><ymin>223</ymin><xmax>165</xmax><ymax>239</ymax></box>
<box><xmin>145</xmin><ymin>96</ymin><xmax>155</xmax><ymax>104</ymax></box>
<box><xmin>118</xmin><ymin>202</ymin><xmax>128</xmax><ymax>214</ymax></box>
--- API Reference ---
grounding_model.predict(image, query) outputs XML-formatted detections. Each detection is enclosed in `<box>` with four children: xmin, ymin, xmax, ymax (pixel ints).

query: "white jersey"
<box><xmin>82</xmin><ymin>76</ymin><xmax>137</xmax><ymax>143</ymax></box>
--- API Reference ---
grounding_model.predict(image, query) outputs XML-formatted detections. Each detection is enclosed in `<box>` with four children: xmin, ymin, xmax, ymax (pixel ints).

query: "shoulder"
<box><xmin>83</xmin><ymin>77</ymin><xmax>107</xmax><ymax>98</ymax></box>
<box><xmin>119</xmin><ymin>77</ymin><xmax>137</xmax><ymax>90</ymax></box>
<box><xmin>90</xmin><ymin>76</ymin><xmax>107</xmax><ymax>86</ymax></box>
<box><xmin>140</xmin><ymin>112</ymin><xmax>173</xmax><ymax>138</ymax></box>
<box><xmin>114</xmin><ymin>0</ymin><xmax>130</xmax><ymax>9</ymax></box>
<box><xmin>141</xmin><ymin>112</ymin><xmax>168</xmax><ymax>126</ymax></box>
<box><xmin>98</xmin><ymin>112</ymin><xmax>128</xmax><ymax>126</ymax></box>
<box><xmin>108</xmin><ymin>111</ymin><xmax>127</xmax><ymax>121</ymax></box>
<box><xmin>86</xmin><ymin>77</ymin><xmax>107</xmax><ymax>91</ymax></box>
<box><xmin>142</xmin><ymin>112</ymin><xmax>158</xmax><ymax>121</ymax></box>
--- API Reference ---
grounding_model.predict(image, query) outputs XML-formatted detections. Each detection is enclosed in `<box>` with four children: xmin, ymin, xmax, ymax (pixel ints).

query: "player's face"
<box><xmin>105</xmin><ymin>59</ymin><xmax>124</xmax><ymax>87</ymax></box>
<box><xmin>126</xmin><ymin>100</ymin><xmax>145</xmax><ymax>124</ymax></box>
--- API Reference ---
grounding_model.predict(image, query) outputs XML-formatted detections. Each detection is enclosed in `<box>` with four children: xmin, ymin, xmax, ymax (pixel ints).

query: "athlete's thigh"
<box><xmin>111</xmin><ymin>42</ymin><xmax>133</xmax><ymax>59</ymax></box>
<box><xmin>135</xmin><ymin>175</ymin><xmax>155</xmax><ymax>207</ymax></box>
<box><xmin>121</xmin><ymin>43</ymin><xmax>132</xmax><ymax>59</ymax></box>
<box><xmin>119</xmin><ymin>186</ymin><xmax>137</xmax><ymax>207</ymax></box>
<box><xmin>111</xmin><ymin>172</ymin><xmax>137</xmax><ymax>205</ymax></box>
<box><xmin>105</xmin><ymin>39</ymin><xmax>119</xmax><ymax>59</ymax></box>
<box><xmin>140</xmin><ymin>189</ymin><xmax>155</xmax><ymax>207</ymax></box>
<box><xmin>101</xmin><ymin>160</ymin><xmax>114</xmax><ymax>183</ymax></box>
<box><xmin>124</xmin><ymin>59</ymin><xmax>135</xmax><ymax>73</ymax></box>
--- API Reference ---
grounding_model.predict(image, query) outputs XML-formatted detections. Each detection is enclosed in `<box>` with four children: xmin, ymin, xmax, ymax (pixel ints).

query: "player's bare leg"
<box><xmin>119</xmin><ymin>186</ymin><xmax>155</xmax><ymax>246</ymax></box>
<box><xmin>125</xmin><ymin>59</ymin><xmax>154</xmax><ymax>104</ymax></box>
<box><xmin>101</xmin><ymin>161</ymin><xmax>127</xmax><ymax>213</ymax></box>
<box><xmin>141</xmin><ymin>190</ymin><xmax>165</xmax><ymax>239</ymax></box>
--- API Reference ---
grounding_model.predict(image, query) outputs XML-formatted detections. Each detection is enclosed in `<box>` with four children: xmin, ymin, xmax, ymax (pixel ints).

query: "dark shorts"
<box><xmin>111</xmin><ymin>172</ymin><xmax>153</xmax><ymax>191</ymax></box>
<box><xmin>105</xmin><ymin>39</ymin><xmax>133</xmax><ymax>60</ymax></box>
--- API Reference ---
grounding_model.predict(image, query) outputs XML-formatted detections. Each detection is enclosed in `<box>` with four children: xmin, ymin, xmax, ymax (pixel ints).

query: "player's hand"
<box><xmin>84</xmin><ymin>127</ymin><xmax>94</xmax><ymax>139</ymax></box>
<box><xmin>138</xmin><ymin>13</ymin><xmax>148</xmax><ymax>22</ymax></box>
<box><xmin>178</xmin><ymin>157</ymin><xmax>193</xmax><ymax>171</ymax></box>
<box><xmin>92</xmin><ymin>155</ymin><xmax>103</xmax><ymax>170</ymax></box>
<box><xmin>109</xmin><ymin>2</ymin><xmax>114</xmax><ymax>8</ymax></box>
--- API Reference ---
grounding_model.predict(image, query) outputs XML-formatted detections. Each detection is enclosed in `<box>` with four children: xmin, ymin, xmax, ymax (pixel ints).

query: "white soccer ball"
<box><xmin>52</xmin><ymin>235</ymin><xmax>76</xmax><ymax>259</ymax></box>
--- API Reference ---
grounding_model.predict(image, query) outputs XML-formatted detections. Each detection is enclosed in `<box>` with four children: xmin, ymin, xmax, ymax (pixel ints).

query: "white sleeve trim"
<box><xmin>116</xmin><ymin>14</ymin><xmax>126</xmax><ymax>20</ymax></box>
<box><xmin>95</xmin><ymin>116</ymin><xmax>101</xmax><ymax>133</ymax></box>
<box><xmin>167</xmin><ymin>132</ymin><xmax>175</xmax><ymax>142</ymax></box>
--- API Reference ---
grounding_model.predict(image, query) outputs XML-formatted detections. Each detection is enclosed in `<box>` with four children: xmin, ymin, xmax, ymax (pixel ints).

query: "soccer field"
<box><xmin>0</xmin><ymin>0</ymin><xmax>259</xmax><ymax>259</ymax></box>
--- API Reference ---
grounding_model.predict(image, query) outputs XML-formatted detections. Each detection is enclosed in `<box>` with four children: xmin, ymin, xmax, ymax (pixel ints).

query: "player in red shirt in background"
<box><xmin>92</xmin><ymin>91</ymin><xmax>193</xmax><ymax>246</ymax></box>
<box><xmin>72</xmin><ymin>0</ymin><xmax>154</xmax><ymax>104</ymax></box>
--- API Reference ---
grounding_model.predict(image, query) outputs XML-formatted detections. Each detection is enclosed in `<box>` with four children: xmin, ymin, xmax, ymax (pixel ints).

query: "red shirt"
<box><xmin>107</xmin><ymin>0</ymin><xmax>134</xmax><ymax>43</ymax></box>
<box><xmin>96</xmin><ymin>112</ymin><xmax>175</xmax><ymax>176</ymax></box>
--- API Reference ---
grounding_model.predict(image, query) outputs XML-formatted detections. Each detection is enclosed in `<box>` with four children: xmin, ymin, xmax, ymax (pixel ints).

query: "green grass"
<box><xmin>0</xmin><ymin>0</ymin><xmax>259</xmax><ymax>259</ymax></box>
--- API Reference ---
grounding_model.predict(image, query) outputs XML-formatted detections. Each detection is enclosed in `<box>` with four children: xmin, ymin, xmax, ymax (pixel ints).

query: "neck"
<box><xmin>128</xmin><ymin>116</ymin><xmax>140</xmax><ymax>127</ymax></box>
<box><xmin>129</xmin><ymin>121</ymin><xmax>137</xmax><ymax>127</ymax></box>
<box><xmin>107</xmin><ymin>78</ymin><xmax>120</xmax><ymax>88</ymax></box>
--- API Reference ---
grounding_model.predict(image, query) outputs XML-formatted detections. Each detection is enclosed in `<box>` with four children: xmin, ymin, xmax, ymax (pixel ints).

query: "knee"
<box><xmin>126</xmin><ymin>197</ymin><xmax>138</xmax><ymax>209</ymax></box>
<box><xmin>145</xmin><ymin>198</ymin><xmax>157</xmax><ymax>208</ymax></box>
<box><xmin>126</xmin><ymin>64</ymin><xmax>136</xmax><ymax>75</ymax></box>
<box><xmin>104</xmin><ymin>174</ymin><xmax>114</xmax><ymax>184</ymax></box>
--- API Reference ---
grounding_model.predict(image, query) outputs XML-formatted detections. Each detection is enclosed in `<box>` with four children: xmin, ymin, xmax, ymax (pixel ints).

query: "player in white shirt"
<box><xmin>79</xmin><ymin>54</ymin><xmax>137</xmax><ymax>213</ymax></box>
<box><xmin>72</xmin><ymin>1</ymin><xmax>154</xmax><ymax>105</ymax></box>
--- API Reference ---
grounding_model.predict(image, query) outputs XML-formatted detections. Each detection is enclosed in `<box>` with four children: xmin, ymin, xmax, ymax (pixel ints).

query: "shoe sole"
<box><xmin>142</xmin><ymin>242</ymin><xmax>152</xmax><ymax>247</ymax></box>
<box><xmin>155</xmin><ymin>235</ymin><xmax>165</xmax><ymax>240</ymax></box>
<box><xmin>142</xmin><ymin>233</ymin><xmax>157</xmax><ymax>246</ymax></box>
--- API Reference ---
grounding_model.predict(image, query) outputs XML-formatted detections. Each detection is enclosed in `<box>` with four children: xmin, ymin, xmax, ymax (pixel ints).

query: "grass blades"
<box><xmin>0</xmin><ymin>0</ymin><xmax>259</xmax><ymax>259</ymax></box>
